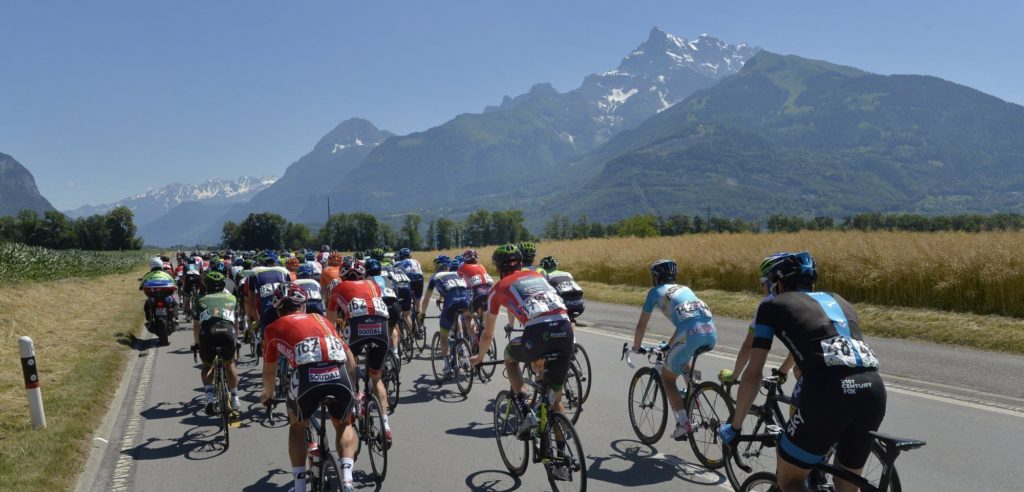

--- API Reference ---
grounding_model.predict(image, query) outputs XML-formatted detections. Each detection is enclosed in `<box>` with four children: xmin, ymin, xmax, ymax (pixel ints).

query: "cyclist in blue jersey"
<box><xmin>245</xmin><ymin>251</ymin><xmax>292</xmax><ymax>335</ymax></box>
<box><xmin>720</xmin><ymin>252</ymin><xmax>885</xmax><ymax>492</ymax></box>
<box><xmin>630</xmin><ymin>259</ymin><xmax>717</xmax><ymax>440</ymax></box>
<box><xmin>395</xmin><ymin>248</ymin><xmax>425</xmax><ymax>316</ymax></box>
<box><xmin>366</xmin><ymin>259</ymin><xmax>402</xmax><ymax>356</ymax></box>
<box><xmin>294</xmin><ymin>264</ymin><xmax>326</xmax><ymax>315</ymax></box>
<box><xmin>418</xmin><ymin>255</ymin><xmax>472</xmax><ymax>375</ymax></box>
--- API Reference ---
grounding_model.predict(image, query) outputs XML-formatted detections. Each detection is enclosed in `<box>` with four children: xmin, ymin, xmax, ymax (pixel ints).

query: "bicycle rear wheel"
<box><xmin>383</xmin><ymin>351</ymin><xmax>401</xmax><ymax>412</ymax></box>
<box><xmin>862</xmin><ymin>440</ymin><xmax>902</xmax><ymax>492</ymax></box>
<box><xmin>316</xmin><ymin>452</ymin><xmax>342</xmax><ymax>492</ymax></box>
<box><xmin>724</xmin><ymin>414</ymin><xmax>778</xmax><ymax>490</ymax></box>
<box><xmin>545</xmin><ymin>412</ymin><xmax>587</xmax><ymax>492</ymax></box>
<box><xmin>739</xmin><ymin>471</ymin><xmax>779</xmax><ymax>492</ymax></box>
<box><xmin>493</xmin><ymin>390</ymin><xmax>528</xmax><ymax>476</ymax></box>
<box><xmin>573</xmin><ymin>343</ymin><xmax>592</xmax><ymax>403</ymax></box>
<box><xmin>561</xmin><ymin>363</ymin><xmax>584</xmax><ymax>425</ymax></box>
<box><xmin>430</xmin><ymin>332</ymin><xmax>445</xmax><ymax>383</ymax></box>
<box><xmin>687</xmin><ymin>381</ymin><xmax>733</xmax><ymax>469</ymax></box>
<box><xmin>414</xmin><ymin>315</ymin><xmax>427</xmax><ymax>353</ymax></box>
<box><xmin>365</xmin><ymin>396</ymin><xmax>388</xmax><ymax>483</ymax></box>
<box><xmin>479</xmin><ymin>337</ymin><xmax>498</xmax><ymax>381</ymax></box>
<box><xmin>454</xmin><ymin>339</ymin><xmax>474</xmax><ymax>396</ymax></box>
<box><xmin>216</xmin><ymin>365</ymin><xmax>230</xmax><ymax>450</ymax></box>
<box><xmin>628</xmin><ymin>367</ymin><xmax>668</xmax><ymax>444</ymax></box>
<box><xmin>399</xmin><ymin>318</ymin><xmax>414</xmax><ymax>364</ymax></box>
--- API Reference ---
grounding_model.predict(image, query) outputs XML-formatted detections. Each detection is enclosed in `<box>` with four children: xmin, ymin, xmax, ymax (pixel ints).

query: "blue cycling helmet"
<box><xmin>296</xmin><ymin>264</ymin><xmax>316</xmax><ymax>280</ymax></box>
<box><xmin>365</xmin><ymin>259</ymin><xmax>383</xmax><ymax>276</ymax></box>
<box><xmin>765</xmin><ymin>251</ymin><xmax>817</xmax><ymax>288</ymax></box>
<box><xmin>449</xmin><ymin>258</ymin><xmax>462</xmax><ymax>271</ymax></box>
<box><xmin>433</xmin><ymin>255</ymin><xmax>450</xmax><ymax>268</ymax></box>
<box><xmin>397</xmin><ymin>248</ymin><xmax>411</xmax><ymax>260</ymax></box>
<box><xmin>304</xmin><ymin>251</ymin><xmax>316</xmax><ymax>262</ymax></box>
<box><xmin>210</xmin><ymin>261</ymin><xmax>228</xmax><ymax>275</ymax></box>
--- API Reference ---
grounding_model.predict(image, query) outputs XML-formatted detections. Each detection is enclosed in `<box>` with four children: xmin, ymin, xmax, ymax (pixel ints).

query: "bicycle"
<box><xmin>621</xmin><ymin>341</ymin><xmax>733</xmax><ymax>469</ymax></box>
<box><xmin>723</xmin><ymin>369</ymin><xmax>903</xmax><ymax>491</ymax></box>
<box><xmin>304</xmin><ymin>396</ymin><xmax>346</xmax><ymax>491</ymax></box>
<box><xmin>494</xmin><ymin>353</ymin><xmax>587</xmax><ymax>492</ymax></box>
<box><xmin>193</xmin><ymin>346</ymin><xmax>233</xmax><ymax>449</ymax></box>
<box><xmin>468</xmin><ymin>307</ymin><xmax>499</xmax><ymax>383</ymax></box>
<box><xmin>410</xmin><ymin>303</ymin><xmax>428</xmax><ymax>353</ymax></box>
<box><xmin>429</xmin><ymin>307</ymin><xmax>474</xmax><ymax>396</ymax></box>
<box><xmin>381</xmin><ymin>349</ymin><xmax>401</xmax><ymax>412</ymax></box>
<box><xmin>352</xmin><ymin>353</ymin><xmax>389</xmax><ymax>483</ymax></box>
<box><xmin>503</xmin><ymin>324</ymin><xmax>585</xmax><ymax>424</ymax></box>
<box><xmin>733</xmin><ymin>429</ymin><xmax>925</xmax><ymax>491</ymax></box>
<box><xmin>568</xmin><ymin>313</ymin><xmax>592</xmax><ymax>404</ymax></box>
<box><xmin>397</xmin><ymin>316</ymin><xmax>416</xmax><ymax>364</ymax></box>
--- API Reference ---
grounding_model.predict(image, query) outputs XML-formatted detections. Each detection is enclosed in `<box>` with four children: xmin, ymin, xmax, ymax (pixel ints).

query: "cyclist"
<box><xmin>285</xmin><ymin>256</ymin><xmax>301</xmax><ymax>281</ymax></box>
<box><xmin>457</xmin><ymin>249</ymin><xmax>493</xmax><ymax>340</ymax></box>
<box><xmin>720</xmin><ymin>252</ymin><xmax>885</xmax><ymax>492</ymax></box>
<box><xmin>517</xmin><ymin>241</ymin><xmax>546</xmax><ymax>276</ymax></box>
<box><xmin>383</xmin><ymin>258</ymin><xmax>415</xmax><ymax>342</ymax></box>
<box><xmin>304</xmin><ymin>251</ymin><xmax>323</xmax><ymax>277</ymax></box>
<box><xmin>394</xmin><ymin>248</ymin><xmax>424</xmax><ymax>314</ymax></box>
<box><xmin>320</xmin><ymin>252</ymin><xmax>343</xmax><ymax>293</ymax></box>
<box><xmin>366</xmin><ymin>258</ymin><xmax>402</xmax><ymax>356</ymax></box>
<box><xmin>191</xmin><ymin>272</ymin><xmax>240</xmax><ymax>420</ymax></box>
<box><xmin>630</xmin><ymin>259</ymin><xmax>717</xmax><ymax>440</ymax></box>
<box><xmin>326</xmin><ymin>259</ymin><xmax>394</xmax><ymax>442</ymax></box>
<box><xmin>294</xmin><ymin>264</ymin><xmax>326</xmax><ymax>316</ymax></box>
<box><xmin>245</xmin><ymin>251</ymin><xmax>291</xmax><ymax>337</ymax></box>
<box><xmin>180</xmin><ymin>262</ymin><xmax>202</xmax><ymax>318</ymax></box>
<box><xmin>471</xmin><ymin>244</ymin><xmax>573</xmax><ymax>437</ymax></box>
<box><xmin>419</xmin><ymin>255</ymin><xmax>472</xmax><ymax>375</ymax></box>
<box><xmin>539</xmin><ymin>256</ymin><xmax>584</xmax><ymax>324</ymax></box>
<box><xmin>262</xmin><ymin>283</ymin><xmax>359</xmax><ymax>492</ymax></box>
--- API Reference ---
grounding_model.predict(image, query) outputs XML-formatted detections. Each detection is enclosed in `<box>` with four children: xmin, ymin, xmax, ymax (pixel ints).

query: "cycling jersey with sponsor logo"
<box><xmin>264</xmin><ymin>313</ymin><xmax>347</xmax><ymax>369</ymax></box>
<box><xmin>487</xmin><ymin>270</ymin><xmax>568</xmax><ymax>327</ymax></box>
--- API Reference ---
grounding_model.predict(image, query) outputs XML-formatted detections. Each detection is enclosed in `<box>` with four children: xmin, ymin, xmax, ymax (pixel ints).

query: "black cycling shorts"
<box><xmin>384</xmin><ymin>297</ymin><xmax>401</xmax><ymax>326</ymax></box>
<box><xmin>505</xmin><ymin>319</ymin><xmax>574</xmax><ymax>391</ymax></box>
<box><xmin>780</xmin><ymin>368</ymin><xmax>886</xmax><ymax>469</ymax></box>
<box><xmin>471</xmin><ymin>293</ymin><xmax>488</xmax><ymax>313</ymax></box>
<box><xmin>410</xmin><ymin>278</ymin><xmax>424</xmax><ymax>300</ymax></box>
<box><xmin>199</xmin><ymin>320</ymin><xmax>236</xmax><ymax>365</ymax></box>
<box><xmin>287</xmin><ymin>362</ymin><xmax>354</xmax><ymax>422</ymax></box>
<box><xmin>346</xmin><ymin>316</ymin><xmax>389</xmax><ymax>375</ymax></box>
<box><xmin>561</xmin><ymin>294</ymin><xmax>585</xmax><ymax>318</ymax></box>
<box><xmin>395</xmin><ymin>284</ymin><xmax>413</xmax><ymax>312</ymax></box>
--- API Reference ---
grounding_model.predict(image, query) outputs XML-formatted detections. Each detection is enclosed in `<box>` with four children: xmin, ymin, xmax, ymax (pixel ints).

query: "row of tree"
<box><xmin>0</xmin><ymin>207</ymin><xmax>142</xmax><ymax>250</ymax></box>
<box><xmin>767</xmin><ymin>212</ymin><xmax>1024</xmax><ymax>233</ymax></box>
<box><xmin>543</xmin><ymin>213</ymin><xmax>759</xmax><ymax>240</ymax></box>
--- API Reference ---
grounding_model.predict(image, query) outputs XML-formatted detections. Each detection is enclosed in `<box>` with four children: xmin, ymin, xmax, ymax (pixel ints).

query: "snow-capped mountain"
<box><xmin>65</xmin><ymin>175</ymin><xmax>278</xmax><ymax>227</ymax></box>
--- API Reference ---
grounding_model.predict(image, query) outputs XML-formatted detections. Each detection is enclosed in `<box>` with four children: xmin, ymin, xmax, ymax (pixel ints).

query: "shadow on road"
<box><xmin>465</xmin><ymin>469</ymin><xmax>523</xmax><ymax>491</ymax></box>
<box><xmin>398</xmin><ymin>375</ymin><xmax>469</xmax><ymax>405</ymax></box>
<box><xmin>586</xmin><ymin>438</ymin><xmax>725</xmax><ymax>487</ymax></box>
<box><xmin>240</xmin><ymin>468</ymin><xmax>292</xmax><ymax>491</ymax></box>
<box><xmin>446</xmin><ymin>420</ymin><xmax>494</xmax><ymax>439</ymax></box>
<box><xmin>123</xmin><ymin>425</ymin><xmax>228</xmax><ymax>461</ymax></box>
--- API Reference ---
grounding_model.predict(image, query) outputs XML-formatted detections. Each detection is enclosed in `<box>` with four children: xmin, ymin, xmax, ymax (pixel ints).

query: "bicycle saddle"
<box><xmin>868</xmin><ymin>431</ymin><xmax>926</xmax><ymax>451</ymax></box>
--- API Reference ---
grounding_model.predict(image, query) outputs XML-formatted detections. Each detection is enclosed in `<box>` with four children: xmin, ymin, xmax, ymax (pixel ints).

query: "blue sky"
<box><xmin>2</xmin><ymin>1</ymin><xmax>1021</xmax><ymax>210</ymax></box>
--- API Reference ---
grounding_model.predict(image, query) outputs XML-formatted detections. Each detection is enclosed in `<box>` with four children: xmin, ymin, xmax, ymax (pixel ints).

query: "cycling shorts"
<box><xmin>471</xmin><ymin>291</ymin><xmax>489</xmax><ymax>313</ymax></box>
<box><xmin>561</xmin><ymin>293</ymin><xmax>585</xmax><ymax>318</ymax></box>
<box><xmin>287</xmin><ymin>361</ymin><xmax>354</xmax><ymax>422</ymax></box>
<box><xmin>780</xmin><ymin>369</ymin><xmax>886</xmax><ymax>469</ymax></box>
<box><xmin>439</xmin><ymin>295</ymin><xmax>471</xmax><ymax>332</ymax></box>
<box><xmin>394</xmin><ymin>284</ymin><xmax>413</xmax><ymax>311</ymax></box>
<box><xmin>384</xmin><ymin>296</ymin><xmax>401</xmax><ymax>326</ymax></box>
<box><xmin>346</xmin><ymin>316</ymin><xmax>389</xmax><ymax>376</ymax></box>
<box><xmin>410</xmin><ymin>278</ymin><xmax>424</xmax><ymax>300</ymax></box>
<box><xmin>665</xmin><ymin>333</ymin><xmax>716</xmax><ymax>375</ymax></box>
<box><xmin>505</xmin><ymin>319</ymin><xmax>574</xmax><ymax>391</ymax></box>
<box><xmin>199</xmin><ymin>320</ymin><xmax>237</xmax><ymax>365</ymax></box>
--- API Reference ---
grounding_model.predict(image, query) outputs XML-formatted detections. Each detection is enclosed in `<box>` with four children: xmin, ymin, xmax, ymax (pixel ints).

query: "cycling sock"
<box><xmin>292</xmin><ymin>466</ymin><xmax>307</xmax><ymax>492</ymax></box>
<box><xmin>230</xmin><ymin>389</ymin><xmax>239</xmax><ymax>408</ymax></box>
<box><xmin>204</xmin><ymin>386</ymin><xmax>214</xmax><ymax>403</ymax></box>
<box><xmin>676</xmin><ymin>408</ymin><xmax>689</xmax><ymax>424</ymax></box>
<box><xmin>341</xmin><ymin>458</ymin><xmax>354</xmax><ymax>482</ymax></box>
<box><xmin>382</xmin><ymin>414</ymin><xmax>390</xmax><ymax>430</ymax></box>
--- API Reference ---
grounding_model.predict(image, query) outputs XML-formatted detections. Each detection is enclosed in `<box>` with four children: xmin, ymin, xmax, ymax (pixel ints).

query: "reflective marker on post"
<box><xmin>19</xmin><ymin>336</ymin><xmax>46</xmax><ymax>429</ymax></box>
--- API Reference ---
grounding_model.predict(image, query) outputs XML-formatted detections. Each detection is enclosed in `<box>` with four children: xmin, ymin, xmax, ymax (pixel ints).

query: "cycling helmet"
<box><xmin>327</xmin><ymin>252</ymin><xmax>344</xmax><ymax>267</ymax></box>
<box><xmin>160</xmin><ymin>255</ymin><xmax>171</xmax><ymax>263</ymax></box>
<box><xmin>296</xmin><ymin>264</ymin><xmax>316</xmax><ymax>280</ymax></box>
<box><xmin>365</xmin><ymin>258</ymin><xmax>383</xmax><ymax>276</ymax></box>
<box><xmin>210</xmin><ymin>261</ymin><xmax>228</xmax><ymax>275</ymax></box>
<box><xmin>321</xmin><ymin>244</ymin><xmax>331</xmax><ymax>252</ymax></box>
<box><xmin>449</xmin><ymin>258</ymin><xmax>462</xmax><ymax>272</ymax></box>
<box><xmin>492</xmin><ymin>243</ymin><xmax>523</xmax><ymax>275</ymax></box>
<box><xmin>650</xmin><ymin>259</ymin><xmax>678</xmax><ymax>285</ymax></box>
<box><xmin>242</xmin><ymin>259</ymin><xmax>254</xmax><ymax>270</ymax></box>
<box><xmin>433</xmin><ymin>255</ymin><xmax>451</xmax><ymax>268</ymax></box>
<box><xmin>305</xmin><ymin>252</ymin><xmax>316</xmax><ymax>262</ymax></box>
<box><xmin>539</xmin><ymin>256</ymin><xmax>558</xmax><ymax>272</ymax></box>
<box><xmin>285</xmin><ymin>257</ymin><xmax>301</xmax><ymax>270</ymax></box>
<box><xmin>203</xmin><ymin>271</ymin><xmax>227</xmax><ymax>292</ymax></box>
<box><xmin>149</xmin><ymin>257</ymin><xmax>164</xmax><ymax>269</ymax></box>
<box><xmin>369</xmin><ymin>247</ymin><xmax>386</xmax><ymax>261</ymax></box>
<box><xmin>462</xmin><ymin>249</ymin><xmax>478</xmax><ymax>263</ymax></box>
<box><xmin>272</xmin><ymin>282</ymin><xmax>308</xmax><ymax>313</ymax></box>
<box><xmin>765</xmin><ymin>251</ymin><xmax>817</xmax><ymax>288</ymax></box>
<box><xmin>396</xmin><ymin>248</ymin><xmax>411</xmax><ymax>260</ymax></box>
<box><xmin>517</xmin><ymin>241</ymin><xmax>537</xmax><ymax>264</ymax></box>
<box><xmin>258</xmin><ymin>251</ymin><xmax>278</xmax><ymax>266</ymax></box>
<box><xmin>340</xmin><ymin>259</ymin><xmax>367</xmax><ymax>280</ymax></box>
<box><xmin>758</xmin><ymin>252</ymin><xmax>790</xmax><ymax>284</ymax></box>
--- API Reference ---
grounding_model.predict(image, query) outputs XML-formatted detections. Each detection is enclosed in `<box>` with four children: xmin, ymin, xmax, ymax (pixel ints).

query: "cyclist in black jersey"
<box><xmin>719</xmin><ymin>251</ymin><xmax>886</xmax><ymax>492</ymax></box>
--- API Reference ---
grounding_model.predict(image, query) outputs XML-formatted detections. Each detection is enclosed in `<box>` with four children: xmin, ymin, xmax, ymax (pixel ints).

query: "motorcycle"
<box><xmin>142</xmin><ymin>280</ymin><xmax>178</xmax><ymax>346</ymax></box>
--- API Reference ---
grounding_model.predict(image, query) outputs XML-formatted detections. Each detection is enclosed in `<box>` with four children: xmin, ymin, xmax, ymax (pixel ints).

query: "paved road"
<box><xmin>80</xmin><ymin>301</ymin><xmax>1024</xmax><ymax>491</ymax></box>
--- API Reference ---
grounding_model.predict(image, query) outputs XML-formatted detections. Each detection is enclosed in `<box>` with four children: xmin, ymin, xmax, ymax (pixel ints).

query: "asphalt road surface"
<box><xmin>79</xmin><ymin>300</ymin><xmax>1024</xmax><ymax>491</ymax></box>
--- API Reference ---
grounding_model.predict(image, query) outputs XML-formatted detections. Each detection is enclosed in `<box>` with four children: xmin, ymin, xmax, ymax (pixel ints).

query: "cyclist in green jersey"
<box><xmin>191</xmin><ymin>272</ymin><xmax>241</xmax><ymax>419</ymax></box>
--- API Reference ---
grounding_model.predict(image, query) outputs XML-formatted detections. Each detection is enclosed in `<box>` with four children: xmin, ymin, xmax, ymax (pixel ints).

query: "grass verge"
<box><xmin>0</xmin><ymin>269</ymin><xmax>145</xmax><ymax>491</ymax></box>
<box><xmin>579</xmin><ymin>280</ymin><xmax>1024</xmax><ymax>355</ymax></box>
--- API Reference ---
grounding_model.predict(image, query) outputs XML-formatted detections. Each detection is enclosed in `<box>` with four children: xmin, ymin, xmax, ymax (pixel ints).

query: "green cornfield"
<box><xmin>417</xmin><ymin>231</ymin><xmax>1024</xmax><ymax>318</ymax></box>
<box><xmin>0</xmin><ymin>242</ymin><xmax>151</xmax><ymax>286</ymax></box>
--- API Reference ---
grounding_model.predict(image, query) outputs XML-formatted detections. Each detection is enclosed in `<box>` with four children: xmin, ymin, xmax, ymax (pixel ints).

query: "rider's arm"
<box><xmin>261</xmin><ymin>357</ymin><xmax>277</xmax><ymax>404</ymax></box>
<box><xmin>779</xmin><ymin>353</ymin><xmax>797</xmax><ymax>379</ymax></box>
<box><xmin>344</xmin><ymin>344</ymin><xmax>358</xmax><ymax>384</ymax></box>
<box><xmin>632</xmin><ymin>311</ymin><xmax>652</xmax><ymax>351</ymax></box>
<box><xmin>418</xmin><ymin>286</ymin><xmax>434</xmax><ymax>318</ymax></box>
<box><xmin>731</xmin><ymin>347</ymin><xmax>768</xmax><ymax>429</ymax></box>
<box><xmin>731</xmin><ymin>330</ymin><xmax>754</xmax><ymax>378</ymax></box>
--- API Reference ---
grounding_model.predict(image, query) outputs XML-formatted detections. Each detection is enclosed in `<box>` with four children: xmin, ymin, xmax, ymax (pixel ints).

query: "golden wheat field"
<box><xmin>416</xmin><ymin>231</ymin><xmax>1024</xmax><ymax>318</ymax></box>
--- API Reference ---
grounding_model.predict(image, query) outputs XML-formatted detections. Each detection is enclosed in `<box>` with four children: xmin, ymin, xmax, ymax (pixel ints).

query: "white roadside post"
<box><xmin>19</xmin><ymin>336</ymin><xmax>47</xmax><ymax>429</ymax></box>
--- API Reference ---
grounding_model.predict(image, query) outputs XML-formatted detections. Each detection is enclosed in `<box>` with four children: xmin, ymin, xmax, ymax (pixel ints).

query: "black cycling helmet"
<box><xmin>539</xmin><ymin>256</ymin><xmax>558</xmax><ymax>272</ymax></box>
<box><xmin>492</xmin><ymin>243</ymin><xmax>523</xmax><ymax>276</ymax></box>
<box><xmin>203</xmin><ymin>271</ymin><xmax>227</xmax><ymax>292</ymax></box>
<box><xmin>365</xmin><ymin>259</ymin><xmax>383</xmax><ymax>276</ymax></box>
<box><xmin>650</xmin><ymin>259</ymin><xmax>678</xmax><ymax>285</ymax></box>
<box><xmin>765</xmin><ymin>251</ymin><xmax>817</xmax><ymax>290</ymax></box>
<box><xmin>273</xmin><ymin>282</ymin><xmax>308</xmax><ymax>314</ymax></box>
<box><xmin>517</xmin><ymin>241</ymin><xmax>537</xmax><ymax>264</ymax></box>
<box><xmin>341</xmin><ymin>259</ymin><xmax>367</xmax><ymax>280</ymax></box>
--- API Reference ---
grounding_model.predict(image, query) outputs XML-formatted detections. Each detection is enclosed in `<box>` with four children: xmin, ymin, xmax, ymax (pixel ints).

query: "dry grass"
<box><xmin>418</xmin><ymin>231</ymin><xmax>1024</xmax><ymax>318</ymax></box>
<box><xmin>0</xmin><ymin>269</ymin><xmax>145</xmax><ymax>491</ymax></box>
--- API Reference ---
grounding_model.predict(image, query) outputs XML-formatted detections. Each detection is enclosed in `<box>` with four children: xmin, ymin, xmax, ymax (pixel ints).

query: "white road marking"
<box><xmin>575</xmin><ymin>325</ymin><xmax>1024</xmax><ymax>419</ymax></box>
<box><xmin>109</xmin><ymin>337</ymin><xmax>156</xmax><ymax>492</ymax></box>
<box><xmin>93</xmin><ymin>437</ymin><xmax>108</xmax><ymax>444</ymax></box>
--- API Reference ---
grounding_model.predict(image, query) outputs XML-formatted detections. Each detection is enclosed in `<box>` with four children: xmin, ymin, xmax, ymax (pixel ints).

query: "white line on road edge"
<box><xmin>109</xmin><ymin>338</ymin><xmax>156</xmax><ymax>492</ymax></box>
<box><xmin>575</xmin><ymin>325</ymin><xmax>1024</xmax><ymax>419</ymax></box>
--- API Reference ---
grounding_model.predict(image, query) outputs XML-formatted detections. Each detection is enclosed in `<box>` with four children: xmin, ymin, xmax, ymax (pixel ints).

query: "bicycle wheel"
<box><xmin>573</xmin><ymin>343</ymin><xmax>592</xmax><ymax>403</ymax></box>
<box><xmin>628</xmin><ymin>367</ymin><xmax>668</xmax><ymax>444</ymax></box>
<box><xmin>430</xmin><ymin>332</ymin><xmax>445</xmax><ymax>383</ymax></box>
<box><xmin>545</xmin><ymin>412</ymin><xmax>587</xmax><ymax>492</ymax></box>
<box><xmin>687</xmin><ymin>381</ymin><xmax>734</xmax><ymax>469</ymax></box>
<box><xmin>316</xmin><ymin>451</ymin><xmax>342</xmax><ymax>492</ymax></box>
<box><xmin>414</xmin><ymin>315</ymin><xmax>428</xmax><ymax>353</ymax></box>
<box><xmin>382</xmin><ymin>351</ymin><xmax>401</xmax><ymax>412</ymax></box>
<box><xmin>454</xmin><ymin>339</ymin><xmax>474</xmax><ymax>396</ymax></box>
<box><xmin>561</xmin><ymin>363</ymin><xmax>584</xmax><ymax>425</ymax></box>
<box><xmin>493</xmin><ymin>390</ymin><xmax>529</xmax><ymax>476</ymax></box>
<box><xmin>479</xmin><ymin>337</ymin><xmax>498</xmax><ymax>381</ymax></box>
<box><xmin>275</xmin><ymin>360</ymin><xmax>289</xmax><ymax>400</ymax></box>
<box><xmin>365</xmin><ymin>396</ymin><xmax>388</xmax><ymax>483</ymax></box>
<box><xmin>862</xmin><ymin>440</ymin><xmax>902</xmax><ymax>492</ymax></box>
<box><xmin>217</xmin><ymin>366</ymin><xmax>230</xmax><ymax>450</ymax></box>
<box><xmin>739</xmin><ymin>471</ymin><xmax>779</xmax><ymax>492</ymax></box>
<box><xmin>399</xmin><ymin>318</ymin><xmax>414</xmax><ymax>364</ymax></box>
<box><xmin>724</xmin><ymin>414</ymin><xmax>778</xmax><ymax>490</ymax></box>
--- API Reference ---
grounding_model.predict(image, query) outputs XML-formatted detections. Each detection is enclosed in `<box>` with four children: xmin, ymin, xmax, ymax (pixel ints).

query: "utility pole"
<box><xmin>327</xmin><ymin>196</ymin><xmax>332</xmax><ymax>223</ymax></box>
<box><xmin>706</xmin><ymin>205</ymin><xmax>711</xmax><ymax>231</ymax></box>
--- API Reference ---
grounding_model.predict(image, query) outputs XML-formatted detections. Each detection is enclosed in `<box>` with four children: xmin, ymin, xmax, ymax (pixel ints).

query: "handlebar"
<box><xmin>621</xmin><ymin>342</ymin><xmax>667</xmax><ymax>369</ymax></box>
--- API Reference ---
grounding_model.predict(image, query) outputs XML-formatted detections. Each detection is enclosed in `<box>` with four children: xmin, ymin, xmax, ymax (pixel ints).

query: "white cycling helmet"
<box><xmin>150</xmin><ymin>257</ymin><xmax>164</xmax><ymax>269</ymax></box>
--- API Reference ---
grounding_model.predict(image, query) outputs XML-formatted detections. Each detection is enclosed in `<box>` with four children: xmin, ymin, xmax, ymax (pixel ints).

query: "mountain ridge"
<box><xmin>0</xmin><ymin>153</ymin><xmax>56</xmax><ymax>216</ymax></box>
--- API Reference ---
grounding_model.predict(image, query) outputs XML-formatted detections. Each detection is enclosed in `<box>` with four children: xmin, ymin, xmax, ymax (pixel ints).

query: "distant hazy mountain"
<box><xmin>0</xmin><ymin>153</ymin><xmax>55</xmax><ymax>216</ymax></box>
<box><xmin>65</xmin><ymin>175</ymin><xmax>278</xmax><ymax>228</ymax></box>
<box><xmin>552</xmin><ymin>51</ymin><xmax>1024</xmax><ymax>221</ymax></box>
<box><xmin>333</xmin><ymin>27</ymin><xmax>758</xmax><ymax>214</ymax></box>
